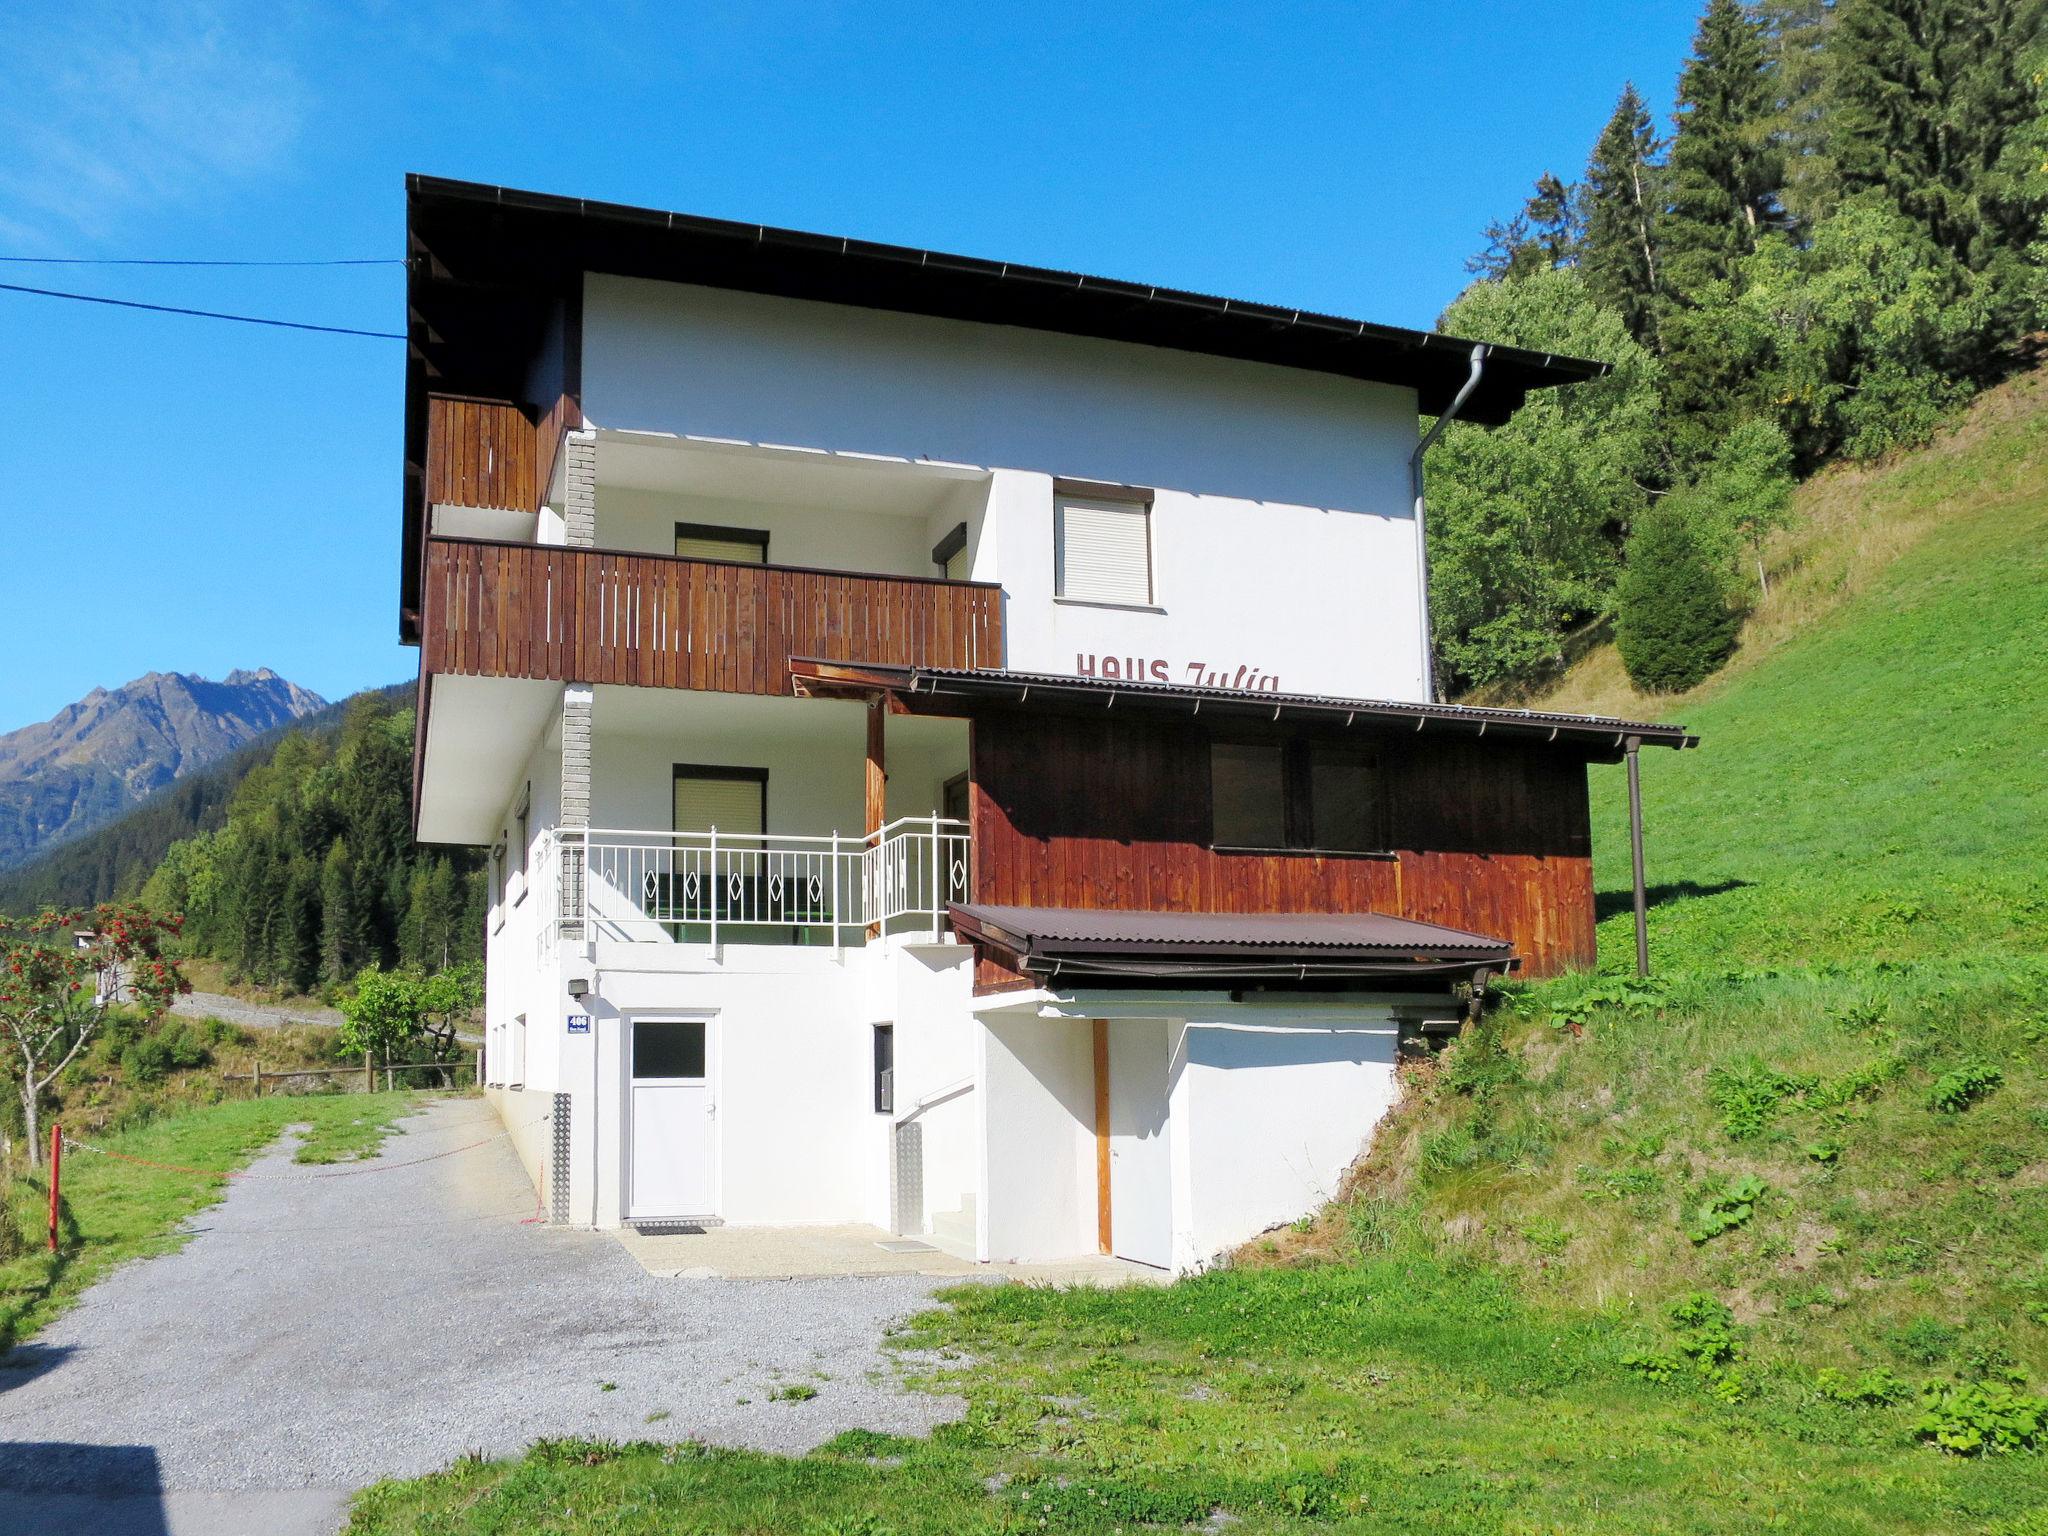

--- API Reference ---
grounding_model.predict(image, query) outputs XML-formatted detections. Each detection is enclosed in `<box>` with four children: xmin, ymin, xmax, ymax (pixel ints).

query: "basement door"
<box><xmin>1107</xmin><ymin>1018</ymin><xmax>1173</xmax><ymax>1269</ymax></box>
<box><xmin>628</xmin><ymin>1017</ymin><xmax>716</xmax><ymax>1220</ymax></box>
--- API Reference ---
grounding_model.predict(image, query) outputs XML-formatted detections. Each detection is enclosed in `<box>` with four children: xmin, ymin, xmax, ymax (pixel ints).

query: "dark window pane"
<box><xmin>1211</xmin><ymin>742</ymin><xmax>1286</xmax><ymax>848</ymax></box>
<box><xmin>633</xmin><ymin>1020</ymin><xmax>706</xmax><ymax>1080</ymax></box>
<box><xmin>1309</xmin><ymin>747</ymin><xmax>1380</xmax><ymax>851</ymax></box>
<box><xmin>873</xmin><ymin>1024</ymin><xmax>895</xmax><ymax>1114</ymax></box>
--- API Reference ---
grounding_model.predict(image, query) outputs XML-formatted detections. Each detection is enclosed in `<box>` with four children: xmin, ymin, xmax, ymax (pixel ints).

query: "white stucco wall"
<box><xmin>1174</xmin><ymin>1010</ymin><xmax>1401</xmax><ymax>1269</ymax></box>
<box><xmin>595</xmin><ymin>484</ymin><xmax>935</xmax><ymax>576</ymax></box>
<box><xmin>977</xmin><ymin>1017</ymin><xmax>1097</xmax><ymax>1262</ymax></box>
<box><xmin>579</xmin><ymin>275</ymin><xmax>1429</xmax><ymax>701</ymax></box>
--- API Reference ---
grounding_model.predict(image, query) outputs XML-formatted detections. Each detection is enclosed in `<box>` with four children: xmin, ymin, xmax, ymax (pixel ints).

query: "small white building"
<box><xmin>398</xmin><ymin>177</ymin><xmax>1691</xmax><ymax>1272</ymax></box>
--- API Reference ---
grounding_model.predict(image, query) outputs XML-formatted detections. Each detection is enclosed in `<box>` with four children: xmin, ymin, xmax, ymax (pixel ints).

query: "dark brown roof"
<box><xmin>406</xmin><ymin>175</ymin><xmax>1608</xmax><ymax>424</ymax></box>
<box><xmin>791</xmin><ymin>660</ymin><xmax>1697</xmax><ymax>760</ymax></box>
<box><xmin>951</xmin><ymin>904</ymin><xmax>1515</xmax><ymax>983</ymax></box>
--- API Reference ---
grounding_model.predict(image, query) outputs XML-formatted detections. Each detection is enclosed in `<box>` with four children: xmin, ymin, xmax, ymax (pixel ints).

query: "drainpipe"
<box><xmin>1408</xmin><ymin>343</ymin><xmax>1489</xmax><ymax>703</ymax></box>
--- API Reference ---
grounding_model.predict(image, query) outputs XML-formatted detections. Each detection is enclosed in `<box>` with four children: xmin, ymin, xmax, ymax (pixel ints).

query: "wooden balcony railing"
<box><xmin>425</xmin><ymin>396</ymin><xmax>538</xmax><ymax>511</ymax></box>
<box><xmin>421</xmin><ymin>537</ymin><xmax>1004</xmax><ymax>694</ymax></box>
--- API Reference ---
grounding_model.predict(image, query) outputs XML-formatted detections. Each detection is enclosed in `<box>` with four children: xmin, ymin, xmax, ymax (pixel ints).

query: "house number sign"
<box><xmin>1074</xmin><ymin>653</ymin><xmax>1285</xmax><ymax>692</ymax></box>
<box><xmin>566</xmin><ymin>1014</ymin><xmax>591</xmax><ymax>1035</ymax></box>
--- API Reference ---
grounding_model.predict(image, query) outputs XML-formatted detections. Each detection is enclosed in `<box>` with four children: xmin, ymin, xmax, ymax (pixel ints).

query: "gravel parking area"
<box><xmin>0</xmin><ymin>1098</ymin><xmax>962</xmax><ymax>1535</ymax></box>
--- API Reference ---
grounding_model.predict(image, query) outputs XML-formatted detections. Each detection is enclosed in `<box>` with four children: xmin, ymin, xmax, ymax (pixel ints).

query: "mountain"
<box><xmin>0</xmin><ymin>669</ymin><xmax>326</xmax><ymax>875</ymax></box>
<box><xmin>0</xmin><ymin>683</ymin><xmax>406</xmax><ymax>914</ymax></box>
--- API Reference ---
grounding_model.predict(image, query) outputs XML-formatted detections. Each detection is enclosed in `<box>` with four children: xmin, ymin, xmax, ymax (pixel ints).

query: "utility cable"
<box><xmin>0</xmin><ymin>255</ymin><xmax>402</xmax><ymax>267</ymax></box>
<box><xmin>0</xmin><ymin>279</ymin><xmax>404</xmax><ymax>339</ymax></box>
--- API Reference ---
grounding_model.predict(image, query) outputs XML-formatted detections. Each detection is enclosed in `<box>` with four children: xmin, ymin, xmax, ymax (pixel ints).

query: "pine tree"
<box><xmin>1663</xmin><ymin>0</ymin><xmax>1788</xmax><ymax>299</ymax></box>
<box><xmin>319</xmin><ymin>837</ymin><xmax>357</xmax><ymax>982</ymax></box>
<box><xmin>1580</xmin><ymin>83</ymin><xmax>1667</xmax><ymax>344</ymax></box>
<box><xmin>1828</xmin><ymin>0</ymin><xmax>2047</xmax><ymax>355</ymax></box>
<box><xmin>1615</xmin><ymin>504</ymin><xmax>1741</xmax><ymax>691</ymax></box>
<box><xmin>1758</xmin><ymin>0</ymin><xmax>1840</xmax><ymax>230</ymax></box>
<box><xmin>1469</xmin><ymin>173</ymin><xmax>1582</xmax><ymax>279</ymax></box>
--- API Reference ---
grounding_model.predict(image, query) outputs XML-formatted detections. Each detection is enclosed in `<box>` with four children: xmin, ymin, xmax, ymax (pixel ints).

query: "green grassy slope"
<box><xmin>1588</xmin><ymin>465</ymin><xmax>2048</xmax><ymax>972</ymax></box>
<box><xmin>349</xmin><ymin>396</ymin><xmax>2048</xmax><ymax>1532</ymax></box>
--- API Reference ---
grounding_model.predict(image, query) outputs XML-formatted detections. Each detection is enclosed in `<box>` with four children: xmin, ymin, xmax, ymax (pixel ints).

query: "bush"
<box><xmin>1615</xmin><ymin>503</ymin><xmax>1740</xmax><ymax>692</ymax></box>
<box><xmin>117</xmin><ymin>1019</ymin><xmax>213</xmax><ymax>1085</ymax></box>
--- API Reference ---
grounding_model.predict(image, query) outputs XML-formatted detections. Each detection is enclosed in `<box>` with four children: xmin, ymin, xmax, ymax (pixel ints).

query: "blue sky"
<box><xmin>0</xmin><ymin>0</ymin><xmax>1700</xmax><ymax>729</ymax></box>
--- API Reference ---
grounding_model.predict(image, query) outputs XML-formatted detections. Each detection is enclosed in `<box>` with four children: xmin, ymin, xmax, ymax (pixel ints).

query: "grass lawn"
<box><xmin>0</xmin><ymin>1091</ymin><xmax>422</xmax><ymax>1353</ymax></box>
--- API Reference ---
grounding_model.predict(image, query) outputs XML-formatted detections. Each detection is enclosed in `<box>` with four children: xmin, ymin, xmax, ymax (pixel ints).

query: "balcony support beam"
<box><xmin>865</xmin><ymin>696</ymin><xmax>887</xmax><ymax>938</ymax></box>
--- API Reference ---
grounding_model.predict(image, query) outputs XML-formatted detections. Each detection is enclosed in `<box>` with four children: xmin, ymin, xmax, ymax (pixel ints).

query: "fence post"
<box><xmin>47</xmin><ymin>1123</ymin><xmax>61</xmax><ymax>1253</ymax></box>
<box><xmin>252</xmin><ymin>1061</ymin><xmax>262</xmax><ymax>1098</ymax></box>
<box><xmin>363</xmin><ymin>1050</ymin><xmax>373</xmax><ymax>1094</ymax></box>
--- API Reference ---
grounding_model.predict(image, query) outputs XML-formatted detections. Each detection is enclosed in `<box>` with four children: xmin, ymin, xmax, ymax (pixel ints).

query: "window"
<box><xmin>673</xmin><ymin>765</ymin><xmax>767</xmax><ymax>836</ymax></box>
<box><xmin>1210</xmin><ymin>741</ymin><xmax>1385</xmax><ymax>854</ymax></box>
<box><xmin>873</xmin><ymin>1023</ymin><xmax>895</xmax><ymax>1114</ymax></box>
<box><xmin>633</xmin><ymin>1018</ymin><xmax>707</xmax><ymax>1080</ymax></box>
<box><xmin>1210</xmin><ymin>742</ymin><xmax>1287</xmax><ymax>849</ymax></box>
<box><xmin>675</xmin><ymin>521</ymin><xmax>769</xmax><ymax>564</ymax></box>
<box><xmin>931</xmin><ymin>522</ymin><xmax>970</xmax><ymax>581</ymax></box>
<box><xmin>1055</xmin><ymin>489</ymin><xmax>1152</xmax><ymax>606</ymax></box>
<box><xmin>515</xmin><ymin>784</ymin><xmax>532</xmax><ymax>882</ymax></box>
<box><xmin>942</xmin><ymin>771</ymin><xmax>970</xmax><ymax>825</ymax></box>
<box><xmin>1307</xmin><ymin>746</ymin><xmax>1383</xmax><ymax>852</ymax></box>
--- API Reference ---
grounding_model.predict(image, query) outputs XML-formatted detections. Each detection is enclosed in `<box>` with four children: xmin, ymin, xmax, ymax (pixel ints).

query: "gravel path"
<box><xmin>171</xmin><ymin>989</ymin><xmax>344</xmax><ymax>1030</ymax></box>
<box><xmin>0</xmin><ymin>1098</ymin><xmax>962</xmax><ymax>1535</ymax></box>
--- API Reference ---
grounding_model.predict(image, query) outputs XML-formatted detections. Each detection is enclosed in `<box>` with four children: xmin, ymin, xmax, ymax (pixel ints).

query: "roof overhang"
<box><xmin>951</xmin><ymin>903</ymin><xmax>1516</xmax><ymax>987</ymax></box>
<box><xmin>791</xmin><ymin>660</ymin><xmax>1697</xmax><ymax>762</ymax></box>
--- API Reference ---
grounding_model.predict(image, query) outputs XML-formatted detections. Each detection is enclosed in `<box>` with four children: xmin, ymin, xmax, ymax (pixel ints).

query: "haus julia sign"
<box><xmin>1074</xmin><ymin>652</ymin><xmax>1287</xmax><ymax>692</ymax></box>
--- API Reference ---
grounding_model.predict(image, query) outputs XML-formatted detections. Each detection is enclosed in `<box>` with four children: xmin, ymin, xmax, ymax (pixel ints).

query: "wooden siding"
<box><xmin>421</xmin><ymin>536</ymin><xmax>1005</xmax><ymax>693</ymax></box>
<box><xmin>969</xmin><ymin>711</ymin><xmax>1595</xmax><ymax>979</ymax></box>
<box><xmin>425</xmin><ymin>396</ymin><xmax>539</xmax><ymax>512</ymax></box>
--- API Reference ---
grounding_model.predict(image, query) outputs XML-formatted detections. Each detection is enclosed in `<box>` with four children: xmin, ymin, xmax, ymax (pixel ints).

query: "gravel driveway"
<box><xmin>0</xmin><ymin>1098</ymin><xmax>962</xmax><ymax>1536</ymax></box>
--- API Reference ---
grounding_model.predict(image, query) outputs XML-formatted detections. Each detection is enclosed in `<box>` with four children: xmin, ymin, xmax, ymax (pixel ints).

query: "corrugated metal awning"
<box><xmin>951</xmin><ymin>903</ymin><xmax>1515</xmax><ymax>984</ymax></box>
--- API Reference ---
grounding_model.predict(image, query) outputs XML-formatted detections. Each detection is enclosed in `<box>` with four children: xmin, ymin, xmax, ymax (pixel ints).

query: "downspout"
<box><xmin>1408</xmin><ymin>343</ymin><xmax>1489</xmax><ymax>703</ymax></box>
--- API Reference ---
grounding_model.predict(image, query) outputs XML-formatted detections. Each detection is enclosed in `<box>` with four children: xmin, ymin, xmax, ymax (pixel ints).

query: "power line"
<box><xmin>0</xmin><ymin>255</ymin><xmax>402</xmax><ymax>267</ymax></box>
<box><xmin>0</xmin><ymin>280</ymin><xmax>405</xmax><ymax>340</ymax></box>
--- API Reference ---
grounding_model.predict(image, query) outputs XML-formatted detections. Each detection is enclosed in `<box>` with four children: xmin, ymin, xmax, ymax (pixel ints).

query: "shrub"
<box><xmin>1614</xmin><ymin>503</ymin><xmax>1740</xmax><ymax>692</ymax></box>
<box><xmin>117</xmin><ymin>1019</ymin><xmax>214</xmax><ymax>1085</ymax></box>
<box><xmin>1926</xmin><ymin>1062</ymin><xmax>2003</xmax><ymax>1113</ymax></box>
<box><xmin>1915</xmin><ymin>1379</ymin><xmax>2048</xmax><ymax>1455</ymax></box>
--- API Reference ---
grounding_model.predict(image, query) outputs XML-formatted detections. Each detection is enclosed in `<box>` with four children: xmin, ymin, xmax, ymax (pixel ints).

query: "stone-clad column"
<box><xmin>561</xmin><ymin>430</ymin><xmax>597</xmax><ymax>547</ymax></box>
<box><xmin>558</xmin><ymin>683</ymin><xmax>593</xmax><ymax>938</ymax></box>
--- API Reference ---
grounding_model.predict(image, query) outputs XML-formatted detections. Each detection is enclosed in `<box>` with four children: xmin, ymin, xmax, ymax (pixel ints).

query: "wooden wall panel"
<box><xmin>421</xmin><ymin>537</ymin><xmax>1005</xmax><ymax>695</ymax></box>
<box><xmin>425</xmin><ymin>396</ymin><xmax>539</xmax><ymax>512</ymax></box>
<box><xmin>969</xmin><ymin>711</ymin><xmax>1595</xmax><ymax>978</ymax></box>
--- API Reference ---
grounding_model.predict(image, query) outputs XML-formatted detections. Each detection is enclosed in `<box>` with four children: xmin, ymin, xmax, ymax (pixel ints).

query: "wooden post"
<box><xmin>865</xmin><ymin>695</ymin><xmax>887</xmax><ymax>939</ymax></box>
<box><xmin>47</xmin><ymin>1123</ymin><xmax>61</xmax><ymax>1252</ymax></box>
<box><xmin>364</xmin><ymin>1050</ymin><xmax>373</xmax><ymax>1094</ymax></box>
<box><xmin>1092</xmin><ymin>1020</ymin><xmax>1112</xmax><ymax>1256</ymax></box>
<box><xmin>1626</xmin><ymin>736</ymin><xmax>1649</xmax><ymax>978</ymax></box>
<box><xmin>252</xmin><ymin>1061</ymin><xmax>262</xmax><ymax>1098</ymax></box>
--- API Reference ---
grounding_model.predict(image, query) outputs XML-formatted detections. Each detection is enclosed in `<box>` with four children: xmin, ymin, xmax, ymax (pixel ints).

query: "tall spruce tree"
<box><xmin>1469</xmin><ymin>173</ymin><xmax>1582</xmax><ymax>279</ymax></box>
<box><xmin>1758</xmin><ymin>0</ymin><xmax>1840</xmax><ymax>230</ymax></box>
<box><xmin>1829</xmin><ymin>0</ymin><xmax>2048</xmax><ymax>357</ymax></box>
<box><xmin>1580</xmin><ymin>83</ymin><xmax>1667</xmax><ymax>345</ymax></box>
<box><xmin>1664</xmin><ymin>0</ymin><xmax>1787</xmax><ymax>298</ymax></box>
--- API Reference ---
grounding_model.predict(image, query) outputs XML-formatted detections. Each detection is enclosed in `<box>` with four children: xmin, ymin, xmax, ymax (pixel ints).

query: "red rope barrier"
<box><xmin>60</xmin><ymin>1111</ymin><xmax>550</xmax><ymax>1183</ymax></box>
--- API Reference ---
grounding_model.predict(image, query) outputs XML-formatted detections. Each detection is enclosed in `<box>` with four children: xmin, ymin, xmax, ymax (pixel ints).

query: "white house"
<box><xmin>399</xmin><ymin>177</ymin><xmax>1692</xmax><ymax>1272</ymax></box>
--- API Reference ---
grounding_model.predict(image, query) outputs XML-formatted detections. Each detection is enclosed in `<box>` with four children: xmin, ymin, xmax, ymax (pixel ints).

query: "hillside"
<box><xmin>0</xmin><ymin>668</ymin><xmax>325</xmax><ymax>874</ymax></box>
<box><xmin>1560</xmin><ymin>368</ymin><xmax>2048</xmax><ymax>972</ymax></box>
<box><xmin>0</xmin><ymin>683</ymin><xmax>407</xmax><ymax>913</ymax></box>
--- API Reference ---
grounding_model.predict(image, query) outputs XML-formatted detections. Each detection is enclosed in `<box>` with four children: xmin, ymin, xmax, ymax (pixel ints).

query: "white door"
<box><xmin>1108</xmin><ymin>1018</ymin><xmax>1173</xmax><ymax>1268</ymax></box>
<box><xmin>628</xmin><ymin>1017</ymin><xmax>716</xmax><ymax>1219</ymax></box>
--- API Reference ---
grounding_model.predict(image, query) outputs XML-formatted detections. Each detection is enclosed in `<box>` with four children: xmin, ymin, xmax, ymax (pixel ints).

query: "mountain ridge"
<box><xmin>0</xmin><ymin>668</ymin><xmax>327</xmax><ymax>873</ymax></box>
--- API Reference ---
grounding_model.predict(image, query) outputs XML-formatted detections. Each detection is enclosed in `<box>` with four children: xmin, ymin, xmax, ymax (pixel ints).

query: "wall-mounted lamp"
<box><xmin>567</xmin><ymin>976</ymin><xmax>591</xmax><ymax>1002</ymax></box>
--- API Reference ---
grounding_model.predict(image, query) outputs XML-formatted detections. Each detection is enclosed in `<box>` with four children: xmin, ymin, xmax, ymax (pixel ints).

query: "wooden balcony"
<box><xmin>420</xmin><ymin>536</ymin><xmax>1004</xmax><ymax>694</ymax></box>
<box><xmin>425</xmin><ymin>396</ymin><xmax>539</xmax><ymax>511</ymax></box>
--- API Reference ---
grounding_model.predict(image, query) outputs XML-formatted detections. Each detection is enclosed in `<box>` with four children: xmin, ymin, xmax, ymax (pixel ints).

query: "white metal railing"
<box><xmin>540</xmin><ymin>817</ymin><xmax>970</xmax><ymax>948</ymax></box>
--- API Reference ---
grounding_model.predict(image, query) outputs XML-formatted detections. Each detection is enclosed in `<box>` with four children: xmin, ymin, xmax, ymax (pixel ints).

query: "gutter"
<box><xmin>1408</xmin><ymin>343</ymin><xmax>1488</xmax><ymax>703</ymax></box>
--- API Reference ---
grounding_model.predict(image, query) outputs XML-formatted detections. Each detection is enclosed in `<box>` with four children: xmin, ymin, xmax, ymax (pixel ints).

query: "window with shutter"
<box><xmin>672</xmin><ymin>767</ymin><xmax>767</xmax><ymax>835</ymax></box>
<box><xmin>1055</xmin><ymin>495</ymin><xmax>1152</xmax><ymax>605</ymax></box>
<box><xmin>674</xmin><ymin>522</ymin><xmax>769</xmax><ymax>564</ymax></box>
